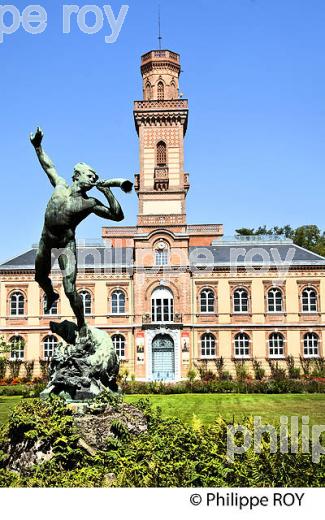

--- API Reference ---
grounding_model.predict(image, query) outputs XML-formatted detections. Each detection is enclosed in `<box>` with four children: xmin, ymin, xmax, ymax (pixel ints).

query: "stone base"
<box><xmin>41</xmin><ymin>321</ymin><xmax>120</xmax><ymax>402</ymax></box>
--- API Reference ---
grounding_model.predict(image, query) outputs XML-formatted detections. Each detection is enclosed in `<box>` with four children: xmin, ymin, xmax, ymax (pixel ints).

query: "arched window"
<box><xmin>301</xmin><ymin>288</ymin><xmax>318</xmax><ymax>313</ymax></box>
<box><xmin>43</xmin><ymin>294</ymin><xmax>58</xmax><ymax>315</ymax></box>
<box><xmin>10</xmin><ymin>291</ymin><xmax>25</xmax><ymax>316</ymax></box>
<box><xmin>233</xmin><ymin>288</ymin><xmax>248</xmax><ymax>313</ymax></box>
<box><xmin>155</xmin><ymin>247</ymin><xmax>169</xmax><ymax>266</ymax></box>
<box><xmin>267</xmin><ymin>288</ymin><xmax>283</xmax><ymax>313</ymax></box>
<box><xmin>112</xmin><ymin>334</ymin><xmax>125</xmax><ymax>358</ymax></box>
<box><xmin>269</xmin><ymin>333</ymin><xmax>285</xmax><ymax>357</ymax></box>
<box><xmin>9</xmin><ymin>336</ymin><xmax>25</xmax><ymax>360</ymax></box>
<box><xmin>234</xmin><ymin>333</ymin><xmax>250</xmax><ymax>358</ymax></box>
<box><xmin>79</xmin><ymin>290</ymin><xmax>92</xmax><ymax>315</ymax></box>
<box><xmin>111</xmin><ymin>290</ymin><xmax>126</xmax><ymax>314</ymax></box>
<box><xmin>303</xmin><ymin>332</ymin><xmax>319</xmax><ymax>357</ymax></box>
<box><xmin>157</xmin><ymin>81</ymin><xmax>164</xmax><ymax>100</ymax></box>
<box><xmin>156</xmin><ymin>141</ymin><xmax>167</xmax><ymax>167</ymax></box>
<box><xmin>43</xmin><ymin>335</ymin><xmax>58</xmax><ymax>359</ymax></box>
<box><xmin>170</xmin><ymin>81</ymin><xmax>177</xmax><ymax>99</ymax></box>
<box><xmin>151</xmin><ymin>287</ymin><xmax>174</xmax><ymax>323</ymax></box>
<box><xmin>200</xmin><ymin>289</ymin><xmax>215</xmax><ymax>313</ymax></box>
<box><xmin>145</xmin><ymin>81</ymin><xmax>152</xmax><ymax>100</ymax></box>
<box><xmin>201</xmin><ymin>333</ymin><xmax>216</xmax><ymax>357</ymax></box>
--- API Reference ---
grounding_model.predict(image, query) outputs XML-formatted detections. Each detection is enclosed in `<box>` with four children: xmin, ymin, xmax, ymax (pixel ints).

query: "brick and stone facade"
<box><xmin>1</xmin><ymin>49</ymin><xmax>325</xmax><ymax>381</ymax></box>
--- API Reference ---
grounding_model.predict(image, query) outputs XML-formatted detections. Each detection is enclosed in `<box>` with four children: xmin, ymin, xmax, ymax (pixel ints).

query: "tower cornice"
<box><xmin>133</xmin><ymin>99</ymin><xmax>188</xmax><ymax>135</ymax></box>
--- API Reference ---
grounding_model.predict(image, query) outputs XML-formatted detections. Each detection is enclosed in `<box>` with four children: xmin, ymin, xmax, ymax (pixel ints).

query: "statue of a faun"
<box><xmin>30</xmin><ymin>127</ymin><xmax>132</xmax><ymax>400</ymax></box>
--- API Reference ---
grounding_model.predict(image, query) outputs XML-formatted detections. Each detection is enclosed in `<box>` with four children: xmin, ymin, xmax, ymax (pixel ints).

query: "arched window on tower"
<box><xmin>156</xmin><ymin>141</ymin><xmax>167</xmax><ymax>167</ymax></box>
<box><xmin>170</xmin><ymin>80</ymin><xmax>177</xmax><ymax>99</ymax></box>
<box><xmin>157</xmin><ymin>81</ymin><xmax>164</xmax><ymax>100</ymax></box>
<box><xmin>145</xmin><ymin>81</ymin><xmax>152</xmax><ymax>100</ymax></box>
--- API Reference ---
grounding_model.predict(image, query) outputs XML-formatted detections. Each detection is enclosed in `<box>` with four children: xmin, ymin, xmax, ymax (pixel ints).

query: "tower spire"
<box><xmin>158</xmin><ymin>5</ymin><xmax>162</xmax><ymax>50</ymax></box>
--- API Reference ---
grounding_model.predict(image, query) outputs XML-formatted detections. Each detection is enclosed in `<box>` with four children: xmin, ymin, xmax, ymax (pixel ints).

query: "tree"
<box><xmin>235</xmin><ymin>225</ymin><xmax>325</xmax><ymax>256</ymax></box>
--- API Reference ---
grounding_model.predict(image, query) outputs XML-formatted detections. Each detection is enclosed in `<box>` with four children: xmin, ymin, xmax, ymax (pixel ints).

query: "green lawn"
<box><xmin>125</xmin><ymin>394</ymin><xmax>325</xmax><ymax>427</ymax></box>
<box><xmin>0</xmin><ymin>397</ymin><xmax>22</xmax><ymax>426</ymax></box>
<box><xmin>1</xmin><ymin>394</ymin><xmax>325</xmax><ymax>428</ymax></box>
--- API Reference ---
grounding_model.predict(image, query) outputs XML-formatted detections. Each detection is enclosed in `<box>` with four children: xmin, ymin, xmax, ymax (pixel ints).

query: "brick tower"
<box><xmin>134</xmin><ymin>50</ymin><xmax>190</xmax><ymax>232</ymax></box>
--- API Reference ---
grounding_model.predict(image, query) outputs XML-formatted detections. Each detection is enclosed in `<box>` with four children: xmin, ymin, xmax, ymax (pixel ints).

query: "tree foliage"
<box><xmin>235</xmin><ymin>225</ymin><xmax>325</xmax><ymax>256</ymax></box>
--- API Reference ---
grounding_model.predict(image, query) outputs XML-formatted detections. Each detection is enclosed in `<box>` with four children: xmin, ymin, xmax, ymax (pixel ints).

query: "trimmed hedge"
<box><xmin>122</xmin><ymin>379</ymin><xmax>325</xmax><ymax>395</ymax></box>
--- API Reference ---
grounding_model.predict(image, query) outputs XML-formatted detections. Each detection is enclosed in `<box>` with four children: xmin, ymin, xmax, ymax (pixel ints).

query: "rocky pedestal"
<box><xmin>5</xmin><ymin>399</ymin><xmax>147</xmax><ymax>474</ymax></box>
<box><xmin>40</xmin><ymin>320</ymin><xmax>120</xmax><ymax>401</ymax></box>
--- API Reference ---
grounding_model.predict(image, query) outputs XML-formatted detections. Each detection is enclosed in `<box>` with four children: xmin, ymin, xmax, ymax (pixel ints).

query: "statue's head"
<box><xmin>73</xmin><ymin>162</ymin><xmax>99</xmax><ymax>190</ymax></box>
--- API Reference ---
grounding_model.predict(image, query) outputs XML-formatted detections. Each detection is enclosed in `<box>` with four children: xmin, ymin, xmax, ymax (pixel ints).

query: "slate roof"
<box><xmin>0</xmin><ymin>247</ymin><xmax>134</xmax><ymax>270</ymax></box>
<box><xmin>1</xmin><ymin>241</ymin><xmax>324</xmax><ymax>271</ymax></box>
<box><xmin>189</xmin><ymin>244</ymin><xmax>325</xmax><ymax>267</ymax></box>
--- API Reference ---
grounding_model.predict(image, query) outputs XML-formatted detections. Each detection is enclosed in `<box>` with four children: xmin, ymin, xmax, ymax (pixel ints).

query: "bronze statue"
<box><xmin>30</xmin><ymin>127</ymin><xmax>132</xmax><ymax>335</ymax></box>
<box><xmin>30</xmin><ymin>127</ymin><xmax>132</xmax><ymax>400</ymax></box>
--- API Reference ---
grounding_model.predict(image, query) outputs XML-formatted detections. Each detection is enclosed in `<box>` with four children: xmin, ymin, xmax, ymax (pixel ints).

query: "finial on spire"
<box><xmin>158</xmin><ymin>4</ymin><xmax>162</xmax><ymax>50</ymax></box>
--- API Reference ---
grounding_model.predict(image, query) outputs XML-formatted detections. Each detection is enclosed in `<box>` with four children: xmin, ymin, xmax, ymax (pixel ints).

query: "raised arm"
<box><xmin>92</xmin><ymin>184</ymin><xmax>124</xmax><ymax>222</ymax></box>
<box><xmin>30</xmin><ymin>127</ymin><xmax>67</xmax><ymax>188</ymax></box>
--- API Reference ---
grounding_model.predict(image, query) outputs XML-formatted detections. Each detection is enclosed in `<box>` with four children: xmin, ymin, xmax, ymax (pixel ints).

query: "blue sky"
<box><xmin>0</xmin><ymin>0</ymin><xmax>324</xmax><ymax>261</ymax></box>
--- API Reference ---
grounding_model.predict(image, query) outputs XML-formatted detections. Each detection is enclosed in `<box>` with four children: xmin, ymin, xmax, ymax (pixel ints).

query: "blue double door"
<box><xmin>152</xmin><ymin>334</ymin><xmax>175</xmax><ymax>381</ymax></box>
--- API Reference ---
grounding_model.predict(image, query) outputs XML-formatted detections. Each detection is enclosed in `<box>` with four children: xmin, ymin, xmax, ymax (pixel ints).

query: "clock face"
<box><xmin>158</xmin><ymin>241</ymin><xmax>166</xmax><ymax>250</ymax></box>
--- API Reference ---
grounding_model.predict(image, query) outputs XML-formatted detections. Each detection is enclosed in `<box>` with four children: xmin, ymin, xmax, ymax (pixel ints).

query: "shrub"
<box><xmin>252</xmin><ymin>358</ymin><xmax>265</xmax><ymax>381</ymax></box>
<box><xmin>1</xmin><ymin>397</ymin><xmax>324</xmax><ymax>487</ymax></box>
<box><xmin>0</xmin><ymin>357</ymin><xmax>7</xmax><ymax>380</ymax></box>
<box><xmin>7</xmin><ymin>360</ymin><xmax>23</xmax><ymax>380</ymax></box>
<box><xmin>267</xmin><ymin>360</ymin><xmax>286</xmax><ymax>381</ymax></box>
<box><xmin>286</xmin><ymin>355</ymin><xmax>300</xmax><ymax>379</ymax></box>
<box><xmin>39</xmin><ymin>359</ymin><xmax>50</xmax><ymax>382</ymax></box>
<box><xmin>23</xmin><ymin>361</ymin><xmax>34</xmax><ymax>382</ymax></box>
<box><xmin>234</xmin><ymin>361</ymin><xmax>249</xmax><ymax>382</ymax></box>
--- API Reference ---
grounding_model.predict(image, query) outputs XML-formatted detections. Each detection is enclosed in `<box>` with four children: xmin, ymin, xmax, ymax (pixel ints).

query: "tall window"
<box><xmin>79</xmin><ymin>290</ymin><xmax>92</xmax><ymax>315</ymax></box>
<box><xmin>234</xmin><ymin>333</ymin><xmax>250</xmax><ymax>358</ymax></box>
<box><xmin>43</xmin><ymin>294</ymin><xmax>58</xmax><ymax>315</ymax></box>
<box><xmin>170</xmin><ymin>81</ymin><xmax>177</xmax><ymax>99</ymax></box>
<box><xmin>112</xmin><ymin>334</ymin><xmax>125</xmax><ymax>358</ymax></box>
<box><xmin>303</xmin><ymin>332</ymin><xmax>319</xmax><ymax>357</ymax></box>
<box><xmin>269</xmin><ymin>333</ymin><xmax>285</xmax><ymax>357</ymax></box>
<box><xmin>157</xmin><ymin>141</ymin><xmax>167</xmax><ymax>167</ymax></box>
<box><xmin>301</xmin><ymin>288</ymin><xmax>318</xmax><ymax>313</ymax></box>
<box><xmin>233</xmin><ymin>289</ymin><xmax>248</xmax><ymax>313</ymax></box>
<box><xmin>157</xmin><ymin>81</ymin><xmax>164</xmax><ymax>100</ymax></box>
<box><xmin>267</xmin><ymin>288</ymin><xmax>283</xmax><ymax>313</ymax></box>
<box><xmin>151</xmin><ymin>287</ymin><xmax>174</xmax><ymax>323</ymax></box>
<box><xmin>9</xmin><ymin>336</ymin><xmax>25</xmax><ymax>360</ymax></box>
<box><xmin>43</xmin><ymin>335</ymin><xmax>58</xmax><ymax>359</ymax></box>
<box><xmin>200</xmin><ymin>289</ymin><xmax>215</xmax><ymax>313</ymax></box>
<box><xmin>201</xmin><ymin>333</ymin><xmax>216</xmax><ymax>357</ymax></box>
<box><xmin>155</xmin><ymin>249</ymin><xmax>168</xmax><ymax>266</ymax></box>
<box><xmin>145</xmin><ymin>81</ymin><xmax>152</xmax><ymax>100</ymax></box>
<box><xmin>10</xmin><ymin>291</ymin><xmax>25</xmax><ymax>316</ymax></box>
<box><xmin>111</xmin><ymin>290</ymin><xmax>125</xmax><ymax>314</ymax></box>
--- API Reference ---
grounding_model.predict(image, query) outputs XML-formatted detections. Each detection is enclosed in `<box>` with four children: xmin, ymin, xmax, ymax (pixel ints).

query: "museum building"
<box><xmin>1</xmin><ymin>49</ymin><xmax>325</xmax><ymax>381</ymax></box>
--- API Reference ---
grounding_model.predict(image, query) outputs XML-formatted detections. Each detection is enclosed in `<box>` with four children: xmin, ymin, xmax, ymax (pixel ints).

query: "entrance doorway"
<box><xmin>151</xmin><ymin>334</ymin><xmax>175</xmax><ymax>381</ymax></box>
